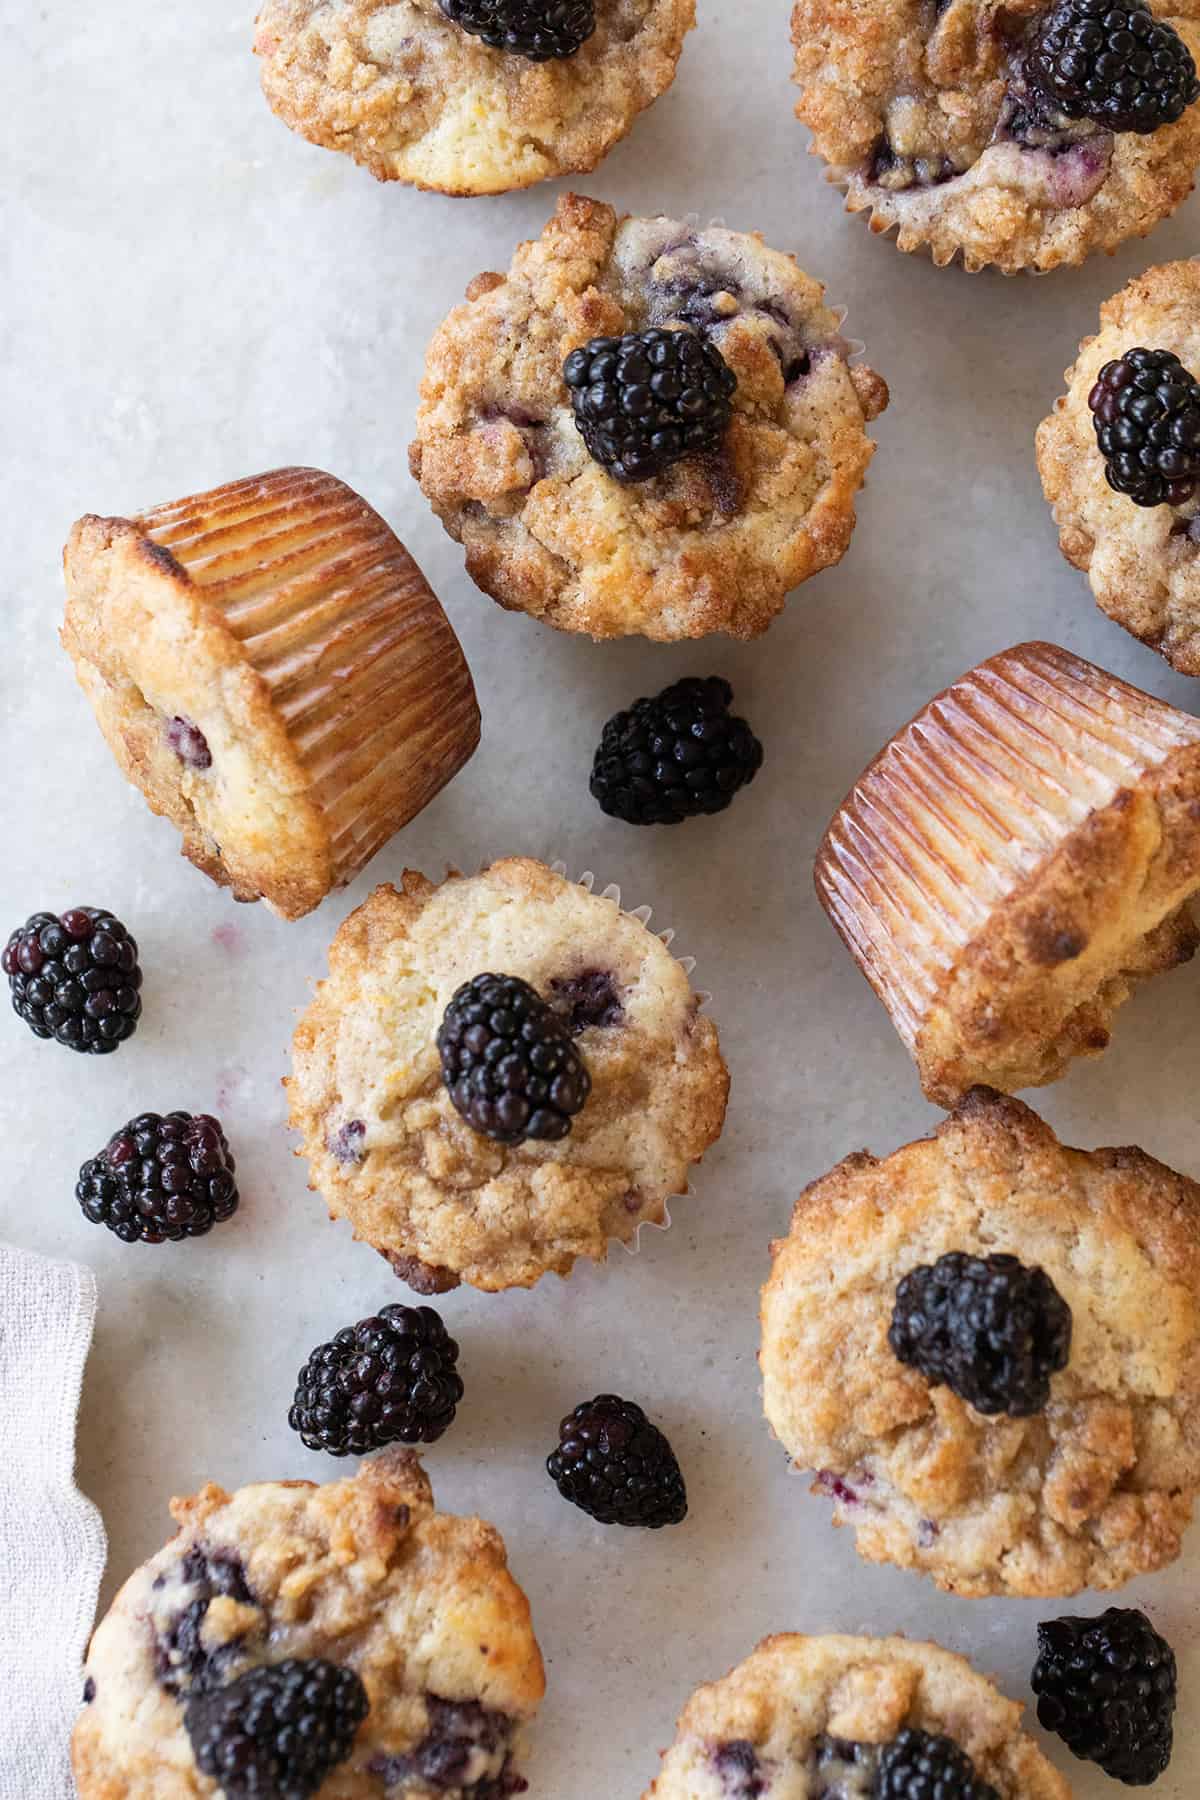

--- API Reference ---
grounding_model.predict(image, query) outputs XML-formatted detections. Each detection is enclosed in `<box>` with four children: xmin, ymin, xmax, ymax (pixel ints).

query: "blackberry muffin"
<box><xmin>643</xmin><ymin>1632</ymin><xmax>1069</xmax><ymax>1799</ymax></box>
<box><xmin>792</xmin><ymin>0</ymin><xmax>1200</xmax><ymax>273</ymax></box>
<box><xmin>1039</xmin><ymin>259</ymin><xmax>1200</xmax><ymax>673</ymax></box>
<box><xmin>410</xmin><ymin>193</ymin><xmax>889</xmax><ymax>641</ymax></box>
<box><xmin>289</xmin><ymin>857</ymin><xmax>728</xmax><ymax>1292</ymax></box>
<box><xmin>62</xmin><ymin>468</ymin><xmax>479</xmax><ymax>922</ymax></box>
<box><xmin>72</xmin><ymin>1452</ymin><xmax>545</xmax><ymax>1798</ymax></box>
<box><xmin>816</xmin><ymin>640</ymin><xmax>1200</xmax><ymax>1106</ymax></box>
<box><xmin>254</xmin><ymin>0</ymin><xmax>693</xmax><ymax>195</ymax></box>
<box><xmin>760</xmin><ymin>1089</ymin><xmax>1200</xmax><ymax>1598</ymax></box>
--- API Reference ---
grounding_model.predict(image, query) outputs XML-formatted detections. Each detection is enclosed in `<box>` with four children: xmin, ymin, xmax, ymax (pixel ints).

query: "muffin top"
<box><xmin>409</xmin><ymin>193</ymin><xmax>888</xmax><ymax>641</ymax></box>
<box><xmin>72</xmin><ymin>1453</ymin><xmax>545</xmax><ymax>1800</ymax></box>
<box><xmin>792</xmin><ymin>0</ymin><xmax>1200</xmax><ymax>272</ymax></box>
<box><xmin>288</xmin><ymin>857</ymin><xmax>729</xmax><ymax>1292</ymax></box>
<box><xmin>254</xmin><ymin>0</ymin><xmax>694</xmax><ymax>195</ymax></box>
<box><xmin>1039</xmin><ymin>259</ymin><xmax>1200</xmax><ymax>673</ymax></box>
<box><xmin>760</xmin><ymin>1090</ymin><xmax>1200</xmax><ymax>1598</ymax></box>
<box><xmin>644</xmin><ymin>1632</ymin><xmax>1069</xmax><ymax>1800</ymax></box>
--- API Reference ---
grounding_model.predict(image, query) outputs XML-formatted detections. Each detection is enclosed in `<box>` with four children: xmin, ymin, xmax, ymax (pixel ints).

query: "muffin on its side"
<box><xmin>62</xmin><ymin>468</ymin><xmax>480</xmax><ymax>922</ymax></box>
<box><xmin>760</xmin><ymin>1090</ymin><xmax>1200</xmax><ymax>1598</ymax></box>
<box><xmin>72</xmin><ymin>1452</ymin><xmax>545</xmax><ymax>1800</ymax></box>
<box><xmin>288</xmin><ymin>856</ymin><xmax>728</xmax><ymax>1292</ymax></box>
<box><xmin>644</xmin><ymin>1631</ymin><xmax>1069</xmax><ymax>1799</ymax></box>
<box><xmin>815</xmin><ymin>640</ymin><xmax>1200</xmax><ymax>1106</ymax></box>
<box><xmin>1038</xmin><ymin>259</ymin><xmax>1200</xmax><ymax>674</ymax></box>
<box><xmin>410</xmin><ymin>193</ymin><xmax>888</xmax><ymax>641</ymax></box>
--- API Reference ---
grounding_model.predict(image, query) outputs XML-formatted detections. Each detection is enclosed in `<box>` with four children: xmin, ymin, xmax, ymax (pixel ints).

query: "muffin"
<box><xmin>760</xmin><ymin>1089</ymin><xmax>1200</xmax><ymax>1598</ymax></box>
<box><xmin>792</xmin><ymin>0</ymin><xmax>1200</xmax><ymax>274</ymax></box>
<box><xmin>1038</xmin><ymin>259</ymin><xmax>1200</xmax><ymax>673</ymax></box>
<box><xmin>643</xmin><ymin>1631</ymin><xmax>1069</xmax><ymax>1799</ymax></box>
<box><xmin>72</xmin><ymin>1451</ymin><xmax>545</xmax><ymax>1799</ymax></box>
<box><xmin>815</xmin><ymin>640</ymin><xmax>1200</xmax><ymax>1107</ymax></box>
<box><xmin>409</xmin><ymin>193</ymin><xmax>889</xmax><ymax>641</ymax></box>
<box><xmin>288</xmin><ymin>856</ymin><xmax>729</xmax><ymax>1292</ymax></box>
<box><xmin>254</xmin><ymin>0</ymin><xmax>694</xmax><ymax>195</ymax></box>
<box><xmin>62</xmin><ymin>468</ymin><xmax>480</xmax><ymax>922</ymax></box>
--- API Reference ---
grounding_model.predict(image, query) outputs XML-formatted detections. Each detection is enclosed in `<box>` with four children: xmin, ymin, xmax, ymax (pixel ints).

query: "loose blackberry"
<box><xmin>1088</xmin><ymin>346</ymin><xmax>1200</xmax><ymax>507</ymax></box>
<box><xmin>877</xmin><ymin>1728</ymin><xmax>1000</xmax><ymax>1800</ymax></box>
<box><xmin>438</xmin><ymin>0</ymin><xmax>594</xmax><ymax>61</ymax></box>
<box><xmin>563</xmin><ymin>328</ymin><xmax>737</xmax><ymax>483</ymax></box>
<box><xmin>590</xmin><ymin>676</ymin><xmax>764</xmax><ymax>826</ymax></box>
<box><xmin>1029</xmin><ymin>0</ymin><xmax>1200</xmax><ymax>133</ymax></box>
<box><xmin>289</xmin><ymin>1304</ymin><xmax>464</xmax><ymax>1456</ymax></box>
<box><xmin>888</xmin><ymin>1251</ymin><xmax>1072</xmax><ymax>1417</ymax></box>
<box><xmin>547</xmin><ymin>1394</ymin><xmax>687</xmax><ymax>1528</ymax></box>
<box><xmin>76</xmin><ymin>1112</ymin><xmax>239</xmax><ymax>1245</ymax></box>
<box><xmin>3</xmin><ymin>907</ymin><xmax>142</xmax><ymax>1054</ymax></box>
<box><xmin>185</xmin><ymin>1658</ymin><xmax>368</xmax><ymax>1800</ymax></box>
<box><xmin>437</xmin><ymin>972</ymin><xmax>591</xmax><ymax>1145</ymax></box>
<box><xmin>1032</xmin><ymin>1608</ymin><xmax>1177</xmax><ymax>1785</ymax></box>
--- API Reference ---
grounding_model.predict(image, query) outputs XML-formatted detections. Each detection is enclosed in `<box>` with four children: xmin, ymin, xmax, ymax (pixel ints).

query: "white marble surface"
<box><xmin>5</xmin><ymin>3</ymin><xmax>1200</xmax><ymax>1795</ymax></box>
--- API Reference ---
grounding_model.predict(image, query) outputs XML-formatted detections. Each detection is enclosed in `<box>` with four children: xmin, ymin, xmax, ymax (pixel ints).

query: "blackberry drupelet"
<box><xmin>1088</xmin><ymin>346</ymin><xmax>1200</xmax><ymax>507</ymax></box>
<box><xmin>3</xmin><ymin>907</ymin><xmax>142</xmax><ymax>1054</ymax></box>
<box><xmin>76</xmin><ymin>1112</ymin><xmax>239</xmax><ymax>1244</ymax></box>
<box><xmin>1032</xmin><ymin>1608</ymin><xmax>1177</xmax><ymax>1785</ymax></box>
<box><xmin>877</xmin><ymin>1728</ymin><xmax>1000</xmax><ymax>1800</ymax></box>
<box><xmin>1029</xmin><ymin>0</ymin><xmax>1200</xmax><ymax>134</ymax></box>
<box><xmin>547</xmin><ymin>1394</ymin><xmax>687</xmax><ymax>1528</ymax></box>
<box><xmin>590</xmin><ymin>676</ymin><xmax>764</xmax><ymax>826</ymax></box>
<box><xmin>290</xmin><ymin>1304</ymin><xmax>464</xmax><ymax>1456</ymax></box>
<box><xmin>438</xmin><ymin>0</ymin><xmax>595</xmax><ymax>61</ymax></box>
<box><xmin>888</xmin><ymin>1251</ymin><xmax>1072</xmax><ymax>1416</ymax></box>
<box><xmin>185</xmin><ymin>1657</ymin><xmax>368</xmax><ymax>1800</ymax></box>
<box><xmin>563</xmin><ymin>328</ymin><xmax>737</xmax><ymax>483</ymax></box>
<box><xmin>437</xmin><ymin>972</ymin><xmax>591</xmax><ymax>1145</ymax></box>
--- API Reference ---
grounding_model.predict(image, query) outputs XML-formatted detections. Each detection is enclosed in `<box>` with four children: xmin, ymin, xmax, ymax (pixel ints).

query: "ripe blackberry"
<box><xmin>290</xmin><ymin>1304</ymin><xmax>464</xmax><ymax>1456</ymax></box>
<box><xmin>1029</xmin><ymin>0</ymin><xmax>1200</xmax><ymax>134</ymax></box>
<box><xmin>563</xmin><ymin>328</ymin><xmax>737</xmax><ymax>483</ymax></box>
<box><xmin>1088</xmin><ymin>347</ymin><xmax>1200</xmax><ymax>507</ymax></box>
<box><xmin>185</xmin><ymin>1657</ymin><xmax>368</xmax><ymax>1800</ymax></box>
<box><xmin>438</xmin><ymin>0</ymin><xmax>594</xmax><ymax>61</ymax></box>
<box><xmin>877</xmin><ymin>1728</ymin><xmax>999</xmax><ymax>1800</ymax></box>
<box><xmin>888</xmin><ymin>1251</ymin><xmax>1072</xmax><ymax>1417</ymax></box>
<box><xmin>437</xmin><ymin>973</ymin><xmax>591</xmax><ymax>1145</ymax></box>
<box><xmin>1032</xmin><ymin>1608</ymin><xmax>1177</xmax><ymax>1785</ymax></box>
<box><xmin>547</xmin><ymin>1394</ymin><xmax>687</xmax><ymax>1528</ymax></box>
<box><xmin>3</xmin><ymin>907</ymin><xmax>142</xmax><ymax>1054</ymax></box>
<box><xmin>590</xmin><ymin>676</ymin><xmax>764</xmax><ymax>826</ymax></box>
<box><xmin>76</xmin><ymin>1112</ymin><xmax>239</xmax><ymax>1244</ymax></box>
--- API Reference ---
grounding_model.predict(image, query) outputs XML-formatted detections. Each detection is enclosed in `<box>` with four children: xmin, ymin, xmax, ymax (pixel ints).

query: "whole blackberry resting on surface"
<box><xmin>3</xmin><ymin>907</ymin><xmax>142</xmax><ymax>1054</ymax></box>
<box><xmin>1029</xmin><ymin>0</ymin><xmax>1200</xmax><ymax>134</ymax></box>
<box><xmin>563</xmin><ymin>328</ymin><xmax>737</xmax><ymax>483</ymax></box>
<box><xmin>547</xmin><ymin>1394</ymin><xmax>687</xmax><ymax>1528</ymax></box>
<box><xmin>1088</xmin><ymin>346</ymin><xmax>1200</xmax><ymax>507</ymax></box>
<box><xmin>1032</xmin><ymin>1608</ymin><xmax>1177</xmax><ymax>1785</ymax></box>
<box><xmin>876</xmin><ymin>1728</ymin><xmax>1000</xmax><ymax>1800</ymax></box>
<box><xmin>888</xmin><ymin>1251</ymin><xmax>1072</xmax><ymax>1417</ymax></box>
<box><xmin>590</xmin><ymin>676</ymin><xmax>764</xmax><ymax>826</ymax></box>
<box><xmin>290</xmin><ymin>1304</ymin><xmax>464</xmax><ymax>1457</ymax></box>
<box><xmin>185</xmin><ymin>1657</ymin><xmax>368</xmax><ymax>1800</ymax></box>
<box><xmin>438</xmin><ymin>0</ymin><xmax>595</xmax><ymax>61</ymax></box>
<box><xmin>437</xmin><ymin>972</ymin><xmax>591</xmax><ymax>1145</ymax></box>
<box><xmin>76</xmin><ymin>1112</ymin><xmax>239</xmax><ymax>1244</ymax></box>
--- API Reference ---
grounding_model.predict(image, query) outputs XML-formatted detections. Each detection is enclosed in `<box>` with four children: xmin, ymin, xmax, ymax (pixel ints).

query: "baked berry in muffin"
<box><xmin>760</xmin><ymin>1089</ymin><xmax>1200</xmax><ymax>1597</ymax></box>
<box><xmin>288</xmin><ymin>857</ymin><xmax>728</xmax><ymax>1292</ymax></box>
<box><xmin>643</xmin><ymin>1631</ymin><xmax>1069</xmax><ymax>1799</ymax></box>
<box><xmin>72</xmin><ymin>1451</ymin><xmax>545</xmax><ymax>1798</ymax></box>
<box><xmin>410</xmin><ymin>194</ymin><xmax>888</xmax><ymax>641</ymax></box>
<box><xmin>254</xmin><ymin>0</ymin><xmax>693</xmax><ymax>195</ymax></box>
<box><xmin>1039</xmin><ymin>259</ymin><xmax>1200</xmax><ymax>673</ymax></box>
<box><xmin>792</xmin><ymin>0</ymin><xmax>1200</xmax><ymax>273</ymax></box>
<box><xmin>63</xmin><ymin>468</ymin><xmax>480</xmax><ymax>922</ymax></box>
<box><xmin>816</xmin><ymin>640</ymin><xmax>1200</xmax><ymax>1106</ymax></box>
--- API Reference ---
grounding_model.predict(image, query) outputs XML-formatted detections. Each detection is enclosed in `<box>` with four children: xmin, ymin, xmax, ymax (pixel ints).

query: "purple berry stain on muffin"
<box><xmin>166</xmin><ymin>716</ymin><xmax>213</xmax><ymax>770</ymax></box>
<box><xmin>368</xmin><ymin>1696</ymin><xmax>526</xmax><ymax>1793</ymax></box>
<box><xmin>153</xmin><ymin>1546</ymin><xmax>257</xmax><ymax>1696</ymax></box>
<box><xmin>713</xmin><ymin>1740</ymin><xmax>767</xmax><ymax>1797</ymax></box>
<box><xmin>549</xmin><ymin>969</ymin><xmax>623</xmax><ymax>1033</ymax></box>
<box><xmin>328</xmin><ymin>1119</ymin><xmax>367</xmax><ymax>1165</ymax></box>
<box><xmin>813</xmin><ymin>1468</ymin><xmax>873</xmax><ymax>1508</ymax></box>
